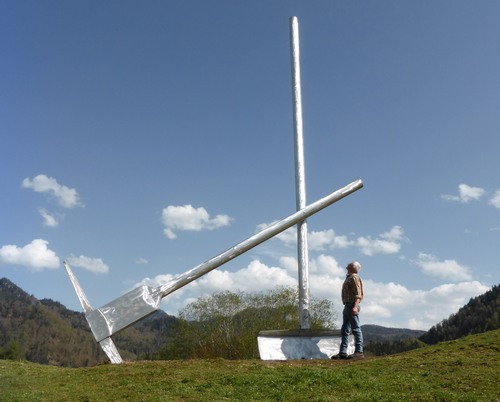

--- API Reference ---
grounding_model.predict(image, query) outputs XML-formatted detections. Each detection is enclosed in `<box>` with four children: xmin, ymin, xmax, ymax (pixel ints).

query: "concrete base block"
<box><xmin>257</xmin><ymin>329</ymin><xmax>354</xmax><ymax>360</ymax></box>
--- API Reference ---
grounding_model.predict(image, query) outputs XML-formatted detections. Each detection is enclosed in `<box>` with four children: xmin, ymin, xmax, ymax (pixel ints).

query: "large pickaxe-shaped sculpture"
<box><xmin>65</xmin><ymin>179</ymin><xmax>363</xmax><ymax>363</ymax></box>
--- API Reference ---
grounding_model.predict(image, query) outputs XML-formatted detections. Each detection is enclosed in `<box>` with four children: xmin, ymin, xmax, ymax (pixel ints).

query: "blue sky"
<box><xmin>1</xmin><ymin>1</ymin><xmax>499</xmax><ymax>331</ymax></box>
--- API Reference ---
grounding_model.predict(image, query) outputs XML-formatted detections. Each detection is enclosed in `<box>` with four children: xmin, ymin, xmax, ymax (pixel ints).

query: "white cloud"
<box><xmin>441</xmin><ymin>183</ymin><xmax>485</xmax><ymax>203</ymax></box>
<box><xmin>380</xmin><ymin>226</ymin><xmax>406</xmax><ymax>242</ymax></box>
<box><xmin>273</xmin><ymin>226</ymin><xmax>295</xmax><ymax>246</ymax></box>
<box><xmin>366</xmin><ymin>281</ymin><xmax>413</xmax><ymax>309</ymax></box>
<box><xmin>0</xmin><ymin>239</ymin><xmax>60</xmax><ymax>270</ymax></box>
<box><xmin>161</xmin><ymin>204</ymin><xmax>233</xmax><ymax>239</ymax></box>
<box><xmin>308</xmin><ymin>254</ymin><xmax>344</xmax><ymax>276</ymax></box>
<box><xmin>39</xmin><ymin>208</ymin><xmax>59</xmax><ymax>227</ymax></box>
<box><xmin>362</xmin><ymin>303</ymin><xmax>392</xmax><ymax>319</ymax></box>
<box><xmin>273</xmin><ymin>227</ymin><xmax>354</xmax><ymax>250</ymax></box>
<box><xmin>131</xmin><ymin>255</ymin><xmax>489</xmax><ymax>331</ymax></box>
<box><xmin>267</xmin><ymin>225</ymin><xmax>406</xmax><ymax>256</ymax></box>
<box><xmin>488</xmin><ymin>190</ymin><xmax>500</xmax><ymax>209</ymax></box>
<box><xmin>414</xmin><ymin>252</ymin><xmax>472</xmax><ymax>281</ymax></box>
<box><xmin>305</xmin><ymin>229</ymin><xmax>336</xmax><ymax>250</ymax></box>
<box><xmin>66</xmin><ymin>255</ymin><xmax>109</xmax><ymax>274</ymax></box>
<box><xmin>197</xmin><ymin>260</ymin><xmax>297</xmax><ymax>292</ymax></box>
<box><xmin>22</xmin><ymin>174</ymin><xmax>84</xmax><ymax>208</ymax></box>
<box><xmin>355</xmin><ymin>226</ymin><xmax>406</xmax><ymax>256</ymax></box>
<box><xmin>278</xmin><ymin>254</ymin><xmax>344</xmax><ymax>281</ymax></box>
<box><xmin>331</xmin><ymin>235</ymin><xmax>354</xmax><ymax>249</ymax></box>
<box><xmin>279</xmin><ymin>255</ymin><xmax>300</xmax><ymax>274</ymax></box>
<box><xmin>309</xmin><ymin>229</ymin><xmax>354</xmax><ymax>250</ymax></box>
<box><xmin>135</xmin><ymin>258</ymin><xmax>149</xmax><ymax>264</ymax></box>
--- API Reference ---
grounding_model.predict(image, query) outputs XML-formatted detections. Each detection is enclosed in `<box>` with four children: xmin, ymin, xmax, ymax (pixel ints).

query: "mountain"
<box><xmin>0</xmin><ymin>278</ymin><xmax>177</xmax><ymax>367</ymax></box>
<box><xmin>419</xmin><ymin>284</ymin><xmax>499</xmax><ymax>345</ymax></box>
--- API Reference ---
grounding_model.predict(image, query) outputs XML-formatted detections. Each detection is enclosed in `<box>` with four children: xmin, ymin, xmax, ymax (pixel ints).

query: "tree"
<box><xmin>0</xmin><ymin>340</ymin><xmax>24</xmax><ymax>361</ymax></box>
<box><xmin>156</xmin><ymin>287</ymin><xmax>336</xmax><ymax>360</ymax></box>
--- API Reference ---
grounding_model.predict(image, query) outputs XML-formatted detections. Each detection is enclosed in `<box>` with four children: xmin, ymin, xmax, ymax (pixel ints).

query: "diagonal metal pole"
<box><xmin>290</xmin><ymin>16</ymin><xmax>310</xmax><ymax>329</ymax></box>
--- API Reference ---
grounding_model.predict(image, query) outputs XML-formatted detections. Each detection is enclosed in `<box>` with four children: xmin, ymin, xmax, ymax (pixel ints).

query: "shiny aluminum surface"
<box><xmin>290</xmin><ymin>16</ymin><xmax>311</xmax><ymax>329</ymax></box>
<box><xmin>86</xmin><ymin>285</ymin><xmax>161</xmax><ymax>342</ymax></box>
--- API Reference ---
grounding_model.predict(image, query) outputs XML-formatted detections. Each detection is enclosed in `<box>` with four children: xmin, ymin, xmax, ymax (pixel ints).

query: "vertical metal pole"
<box><xmin>289</xmin><ymin>16</ymin><xmax>310</xmax><ymax>329</ymax></box>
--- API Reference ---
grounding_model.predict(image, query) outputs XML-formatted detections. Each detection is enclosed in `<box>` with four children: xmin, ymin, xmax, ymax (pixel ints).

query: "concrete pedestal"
<box><xmin>257</xmin><ymin>329</ymin><xmax>354</xmax><ymax>360</ymax></box>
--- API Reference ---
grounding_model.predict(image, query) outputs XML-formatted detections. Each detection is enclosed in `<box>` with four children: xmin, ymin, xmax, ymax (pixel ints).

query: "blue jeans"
<box><xmin>339</xmin><ymin>303</ymin><xmax>363</xmax><ymax>354</ymax></box>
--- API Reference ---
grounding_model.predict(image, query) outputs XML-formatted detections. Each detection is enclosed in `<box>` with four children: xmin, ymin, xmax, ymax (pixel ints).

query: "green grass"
<box><xmin>1</xmin><ymin>330</ymin><xmax>499</xmax><ymax>401</ymax></box>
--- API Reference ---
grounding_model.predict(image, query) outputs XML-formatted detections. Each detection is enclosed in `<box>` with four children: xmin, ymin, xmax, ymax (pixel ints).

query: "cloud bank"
<box><xmin>274</xmin><ymin>225</ymin><xmax>407</xmax><ymax>256</ymax></box>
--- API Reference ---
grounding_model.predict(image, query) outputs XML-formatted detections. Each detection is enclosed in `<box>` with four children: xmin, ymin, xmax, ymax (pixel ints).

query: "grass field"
<box><xmin>1</xmin><ymin>329</ymin><xmax>499</xmax><ymax>401</ymax></box>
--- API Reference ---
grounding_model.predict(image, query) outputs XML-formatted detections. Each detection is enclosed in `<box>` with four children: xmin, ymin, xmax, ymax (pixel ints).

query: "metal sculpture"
<box><xmin>65</xmin><ymin>179</ymin><xmax>362</xmax><ymax>363</ymax></box>
<box><xmin>65</xmin><ymin>16</ymin><xmax>363</xmax><ymax>363</ymax></box>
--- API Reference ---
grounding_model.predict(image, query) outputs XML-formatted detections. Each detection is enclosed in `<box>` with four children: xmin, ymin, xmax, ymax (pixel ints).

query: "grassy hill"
<box><xmin>1</xmin><ymin>329</ymin><xmax>499</xmax><ymax>401</ymax></box>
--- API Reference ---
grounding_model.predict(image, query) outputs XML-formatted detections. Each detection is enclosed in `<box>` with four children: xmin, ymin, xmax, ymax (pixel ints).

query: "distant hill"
<box><xmin>361</xmin><ymin>324</ymin><xmax>425</xmax><ymax>342</ymax></box>
<box><xmin>419</xmin><ymin>284</ymin><xmax>499</xmax><ymax>344</ymax></box>
<box><xmin>0</xmin><ymin>278</ymin><xmax>177</xmax><ymax>367</ymax></box>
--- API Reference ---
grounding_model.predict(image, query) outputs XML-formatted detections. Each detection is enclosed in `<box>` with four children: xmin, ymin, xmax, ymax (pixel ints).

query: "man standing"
<box><xmin>332</xmin><ymin>261</ymin><xmax>364</xmax><ymax>360</ymax></box>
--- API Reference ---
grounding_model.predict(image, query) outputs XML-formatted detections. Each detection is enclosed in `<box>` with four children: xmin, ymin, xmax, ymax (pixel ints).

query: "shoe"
<box><xmin>331</xmin><ymin>353</ymin><xmax>349</xmax><ymax>360</ymax></box>
<box><xmin>347</xmin><ymin>352</ymin><xmax>365</xmax><ymax>360</ymax></box>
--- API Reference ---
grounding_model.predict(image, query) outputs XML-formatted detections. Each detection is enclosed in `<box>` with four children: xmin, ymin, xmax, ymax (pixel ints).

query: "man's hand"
<box><xmin>351</xmin><ymin>306</ymin><xmax>358</xmax><ymax>315</ymax></box>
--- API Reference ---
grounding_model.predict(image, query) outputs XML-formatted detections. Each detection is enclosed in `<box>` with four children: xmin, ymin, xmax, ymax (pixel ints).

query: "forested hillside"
<box><xmin>0</xmin><ymin>278</ymin><xmax>177</xmax><ymax>367</ymax></box>
<box><xmin>420</xmin><ymin>284</ymin><xmax>499</xmax><ymax>344</ymax></box>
